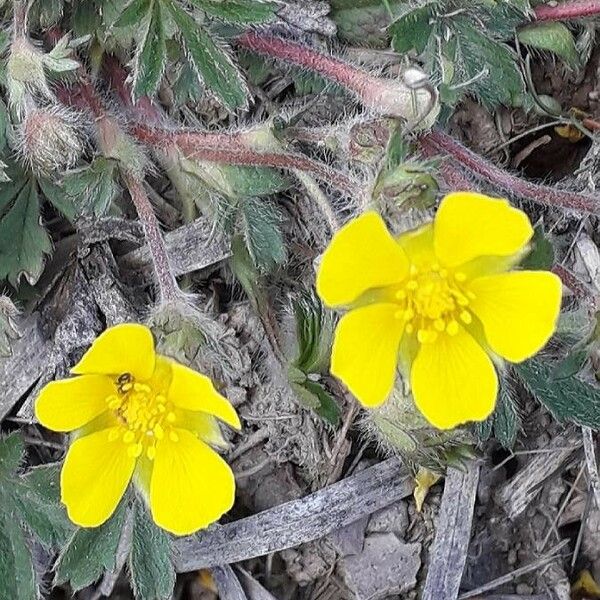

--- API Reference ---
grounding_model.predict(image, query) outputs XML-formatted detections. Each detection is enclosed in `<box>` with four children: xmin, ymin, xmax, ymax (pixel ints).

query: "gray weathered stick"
<box><xmin>174</xmin><ymin>457</ymin><xmax>411</xmax><ymax>572</ymax></box>
<box><xmin>495</xmin><ymin>429</ymin><xmax>582</xmax><ymax>520</ymax></box>
<box><xmin>236</xmin><ymin>568</ymin><xmax>279</xmax><ymax>600</ymax></box>
<box><xmin>582</xmin><ymin>426</ymin><xmax>600</xmax><ymax>510</ymax></box>
<box><xmin>121</xmin><ymin>216</ymin><xmax>231</xmax><ymax>277</ymax></box>
<box><xmin>422</xmin><ymin>462</ymin><xmax>480</xmax><ymax>600</ymax></box>
<box><xmin>212</xmin><ymin>565</ymin><xmax>248</xmax><ymax>600</ymax></box>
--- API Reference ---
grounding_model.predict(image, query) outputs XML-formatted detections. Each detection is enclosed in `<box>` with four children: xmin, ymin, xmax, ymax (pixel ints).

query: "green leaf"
<box><xmin>520</xmin><ymin>223</ymin><xmax>555</xmax><ymax>270</ymax></box>
<box><xmin>0</xmin><ymin>515</ymin><xmax>36</xmax><ymax>600</ymax></box>
<box><xmin>56</xmin><ymin>499</ymin><xmax>128</xmax><ymax>591</ymax></box>
<box><xmin>114</xmin><ymin>0</ymin><xmax>152</xmax><ymax>28</ymax></box>
<box><xmin>303</xmin><ymin>380</ymin><xmax>341</xmax><ymax>427</ymax></box>
<box><xmin>133</xmin><ymin>0</ymin><xmax>167</xmax><ymax>97</ymax></box>
<box><xmin>390</xmin><ymin>5</ymin><xmax>434</xmax><ymax>54</ymax></box>
<box><xmin>0</xmin><ymin>179</ymin><xmax>52</xmax><ymax>286</ymax></box>
<box><xmin>551</xmin><ymin>347</ymin><xmax>589</xmax><ymax>380</ymax></box>
<box><xmin>240</xmin><ymin>197</ymin><xmax>286</xmax><ymax>273</ymax></box>
<box><xmin>515</xmin><ymin>358</ymin><xmax>600</xmax><ymax>429</ymax></box>
<box><xmin>518</xmin><ymin>22</ymin><xmax>580</xmax><ymax>69</ymax></box>
<box><xmin>0</xmin><ymin>433</ymin><xmax>24</xmax><ymax>479</ymax></box>
<box><xmin>452</xmin><ymin>17</ymin><xmax>524</xmax><ymax>107</ymax></box>
<box><xmin>494</xmin><ymin>385</ymin><xmax>519</xmax><ymax>450</ymax></box>
<box><xmin>189</xmin><ymin>0</ymin><xmax>277</xmax><ymax>23</ymax></box>
<box><xmin>129</xmin><ymin>500</ymin><xmax>175</xmax><ymax>600</ymax></box>
<box><xmin>29</xmin><ymin>0</ymin><xmax>64</xmax><ymax>27</ymax></box>
<box><xmin>38</xmin><ymin>178</ymin><xmax>78</xmax><ymax>223</ymax></box>
<box><xmin>163</xmin><ymin>0</ymin><xmax>249</xmax><ymax>110</ymax></box>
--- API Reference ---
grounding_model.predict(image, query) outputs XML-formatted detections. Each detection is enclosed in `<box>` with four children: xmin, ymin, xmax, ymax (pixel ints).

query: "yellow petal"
<box><xmin>468</xmin><ymin>271</ymin><xmax>562</xmax><ymax>363</ymax></box>
<box><xmin>331</xmin><ymin>303</ymin><xmax>404</xmax><ymax>407</ymax></box>
<box><xmin>61</xmin><ymin>428</ymin><xmax>136</xmax><ymax>527</ymax></box>
<box><xmin>397</xmin><ymin>223</ymin><xmax>436</xmax><ymax>268</ymax></box>
<box><xmin>176</xmin><ymin>409</ymin><xmax>229</xmax><ymax>448</ymax></box>
<box><xmin>316</xmin><ymin>212</ymin><xmax>409</xmax><ymax>307</ymax></box>
<box><xmin>35</xmin><ymin>375</ymin><xmax>113</xmax><ymax>432</ymax></box>
<box><xmin>433</xmin><ymin>192</ymin><xmax>533</xmax><ymax>268</ymax></box>
<box><xmin>150</xmin><ymin>429</ymin><xmax>235</xmax><ymax>535</ymax></box>
<box><xmin>71</xmin><ymin>323</ymin><xmax>156</xmax><ymax>381</ymax></box>
<box><xmin>411</xmin><ymin>329</ymin><xmax>498</xmax><ymax>429</ymax></box>
<box><xmin>167</xmin><ymin>361</ymin><xmax>241</xmax><ymax>430</ymax></box>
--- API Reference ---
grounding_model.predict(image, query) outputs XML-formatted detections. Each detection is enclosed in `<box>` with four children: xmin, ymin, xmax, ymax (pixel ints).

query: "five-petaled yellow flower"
<box><xmin>316</xmin><ymin>192</ymin><xmax>562</xmax><ymax>429</ymax></box>
<box><xmin>35</xmin><ymin>323</ymin><xmax>240</xmax><ymax>536</ymax></box>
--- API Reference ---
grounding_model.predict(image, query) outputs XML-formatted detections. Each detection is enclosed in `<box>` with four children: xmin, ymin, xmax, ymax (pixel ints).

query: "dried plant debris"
<box><xmin>0</xmin><ymin>0</ymin><xmax>598</xmax><ymax>599</ymax></box>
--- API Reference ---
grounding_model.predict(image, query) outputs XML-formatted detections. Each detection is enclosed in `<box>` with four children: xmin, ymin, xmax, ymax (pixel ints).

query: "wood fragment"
<box><xmin>212</xmin><ymin>565</ymin><xmax>248</xmax><ymax>600</ymax></box>
<box><xmin>422</xmin><ymin>462</ymin><xmax>480</xmax><ymax>600</ymax></box>
<box><xmin>458</xmin><ymin>540</ymin><xmax>569</xmax><ymax>599</ymax></box>
<box><xmin>582</xmin><ymin>426</ymin><xmax>600</xmax><ymax>510</ymax></box>
<box><xmin>236</xmin><ymin>568</ymin><xmax>279</xmax><ymax>600</ymax></box>
<box><xmin>174</xmin><ymin>458</ymin><xmax>411</xmax><ymax>572</ymax></box>
<box><xmin>120</xmin><ymin>217</ymin><xmax>231</xmax><ymax>277</ymax></box>
<box><xmin>494</xmin><ymin>430</ymin><xmax>582</xmax><ymax>520</ymax></box>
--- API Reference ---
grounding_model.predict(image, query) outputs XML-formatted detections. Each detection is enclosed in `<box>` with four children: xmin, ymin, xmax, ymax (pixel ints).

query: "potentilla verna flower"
<box><xmin>35</xmin><ymin>323</ymin><xmax>240</xmax><ymax>536</ymax></box>
<box><xmin>316</xmin><ymin>192</ymin><xmax>562</xmax><ymax>429</ymax></box>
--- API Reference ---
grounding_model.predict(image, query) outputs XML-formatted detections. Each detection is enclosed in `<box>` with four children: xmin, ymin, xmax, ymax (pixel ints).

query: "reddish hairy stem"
<box><xmin>420</xmin><ymin>130</ymin><xmax>600</xmax><ymax>215</ymax></box>
<box><xmin>123</xmin><ymin>173</ymin><xmax>180</xmax><ymax>304</ymax></box>
<box><xmin>130</xmin><ymin>123</ymin><xmax>357</xmax><ymax>195</ymax></box>
<box><xmin>533</xmin><ymin>0</ymin><xmax>600</xmax><ymax>21</ymax></box>
<box><xmin>552</xmin><ymin>264</ymin><xmax>599</xmax><ymax>309</ymax></box>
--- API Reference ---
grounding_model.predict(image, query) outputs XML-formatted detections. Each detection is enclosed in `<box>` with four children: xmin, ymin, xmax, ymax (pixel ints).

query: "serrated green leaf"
<box><xmin>0</xmin><ymin>179</ymin><xmax>52</xmax><ymax>286</ymax></box>
<box><xmin>494</xmin><ymin>386</ymin><xmax>519</xmax><ymax>449</ymax></box>
<box><xmin>240</xmin><ymin>197</ymin><xmax>286</xmax><ymax>273</ymax></box>
<box><xmin>189</xmin><ymin>0</ymin><xmax>277</xmax><ymax>23</ymax></box>
<box><xmin>133</xmin><ymin>0</ymin><xmax>167</xmax><ymax>97</ymax></box>
<box><xmin>390</xmin><ymin>5</ymin><xmax>434</xmax><ymax>54</ymax></box>
<box><xmin>0</xmin><ymin>433</ymin><xmax>24</xmax><ymax>479</ymax></box>
<box><xmin>474</xmin><ymin>413</ymin><xmax>493</xmax><ymax>443</ymax></box>
<box><xmin>453</xmin><ymin>17</ymin><xmax>524</xmax><ymax>107</ymax></box>
<box><xmin>129</xmin><ymin>500</ymin><xmax>175</xmax><ymax>600</ymax></box>
<box><xmin>38</xmin><ymin>178</ymin><xmax>78</xmax><ymax>223</ymax></box>
<box><xmin>163</xmin><ymin>0</ymin><xmax>248</xmax><ymax>110</ymax></box>
<box><xmin>515</xmin><ymin>358</ymin><xmax>600</xmax><ymax>429</ymax></box>
<box><xmin>551</xmin><ymin>347</ymin><xmax>589</xmax><ymax>380</ymax></box>
<box><xmin>520</xmin><ymin>223</ymin><xmax>555</xmax><ymax>270</ymax></box>
<box><xmin>0</xmin><ymin>515</ymin><xmax>36</xmax><ymax>600</ymax></box>
<box><xmin>114</xmin><ymin>0</ymin><xmax>151</xmax><ymax>28</ymax></box>
<box><xmin>55</xmin><ymin>499</ymin><xmax>128</xmax><ymax>591</ymax></box>
<box><xmin>518</xmin><ymin>22</ymin><xmax>580</xmax><ymax>69</ymax></box>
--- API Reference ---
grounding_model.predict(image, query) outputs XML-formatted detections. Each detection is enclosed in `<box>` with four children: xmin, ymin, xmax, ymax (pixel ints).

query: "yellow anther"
<box><xmin>106</xmin><ymin>396</ymin><xmax>121</xmax><ymax>410</ymax></box>
<box><xmin>405</xmin><ymin>323</ymin><xmax>414</xmax><ymax>334</ymax></box>
<box><xmin>153</xmin><ymin>423</ymin><xmax>164</xmax><ymax>439</ymax></box>
<box><xmin>455</xmin><ymin>271</ymin><xmax>467</xmax><ymax>282</ymax></box>
<box><xmin>133</xmin><ymin>383</ymin><xmax>151</xmax><ymax>393</ymax></box>
<box><xmin>456</xmin><ymin>294</ymin><xmax>469</xmax><ymax>307</ymax></box>
<box><xmin>446</xmin><ymin>320</ymin><xmax>459</xmax><ymax>336</ymax></box>
<box><xmin>460</xmin><ymin>310</ymin><xmax>472</xmax><ymax>324</ymax></box>
<box><xmin>467</xmin><ymin>291</ymin><xmax>476</xmax><ymax>300</ymax></box>
<box><xmin>434</xmin><ymin>319</ymin><xmax>446</xmax><ymax>332</ymax></box>
<box><xmin>147</xmin><ymin>445</ymin><xmax>156</xmax><ymax>460</ymax></box>
<box><xmin>167</xmin><ymin>412</ymin><xmax>177</xmax><ymax>424</ymax></box>
<box><xmin>395</xmin><ymin>290</ymin><xmax>406</xmax><ymax>300</ymax></box>
<box><xmin>156</xmin><ymin>395</ymin><xmax>166</xmax><ymax>404</ymax></box>
<box><xmin>169</xmin><ymin>431</ymin><xmax>180</xmax><ymax>443</ymax></box>
<box><xmin>123</xmin><ymin>430</ymin><xmax>136</xmax><ymax>444</ymax></box>
<box><xmin>417</xmin><ymin>329</ymin><xmax>438</xmax><ymax>344</ymax></box>
<box><xmin>121</xmin><ymin>382</ymin><xmax>133</xmax><ymax>392</ymax></box>
<box><xmin>157</xmin><ymin>404</ymin><xmax>166</xmax><ymax>413</ymax></box>
<box><xmin>403</xmin><ymin>308</ymin><xmax>414</xmax><ymax>321</ymax></box>
<box><xmin>127</xmin><ymin>442</ymin><xmax>143</xmax><ymax>458</ymax></box>
<box><xmin>108</xmin><ymin>429</ymin><xmax>121</xmax><ymax>442</ymax></box>
<box><xmin>407</xmin><ymin>280</ymin><xmax>418</xmax><ymax>291</ymax></box>
<box><xmin>410</xmin><ymin>264</ymin><xmax>419</xmax><ymax>276</ymax></box>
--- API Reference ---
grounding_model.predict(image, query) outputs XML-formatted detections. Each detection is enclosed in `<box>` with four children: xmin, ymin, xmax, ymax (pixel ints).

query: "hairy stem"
<box><xmin>420</xmin><ymin>130</ymin><xmax>600</xmax><ymax>215</ymax></box>
<box><xmin>236</xmin><ymin>31</ymin><xmax>435</xmax><ymax>122</ymax></box>
<box><xmin>12</xmin><ymin>0</ymin><xmax>29</xmax><ymax>38</ymax></box>
<box><xmin>533</xmin><ymin>0</ymin><xmax>600</xmax><ymax>21</ymax></box>
<box><xmin>130</xmin><ymin>123</ymin><xmax>358</xmax><ymax>196</ymax></box>
<box><xmin>123</xmin><ymin>173</ymin><xmax>180</xmax><ymax>304</ymax></box>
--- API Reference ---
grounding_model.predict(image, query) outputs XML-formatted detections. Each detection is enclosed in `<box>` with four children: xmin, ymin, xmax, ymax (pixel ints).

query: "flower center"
<box><xmin>393</xmin><ymin>264</ymin><xmax>475</xmax><ymax>344</ymax></box>
<box><xmin>105</xmin><ymin>372</ymin><xmax>178</xmax><ymax>460</ymax></box>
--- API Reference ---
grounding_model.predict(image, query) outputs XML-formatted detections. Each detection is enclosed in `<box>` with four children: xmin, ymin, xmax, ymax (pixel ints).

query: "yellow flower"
<box><xmin>316</xmin><ymin>192</ymin><xmax>562</xmax><ymax>429</ymax></box>
<box><xmin>35</xmin><ymin>323</ymin><xmax>241</xmax><ymax>536</ymax></box>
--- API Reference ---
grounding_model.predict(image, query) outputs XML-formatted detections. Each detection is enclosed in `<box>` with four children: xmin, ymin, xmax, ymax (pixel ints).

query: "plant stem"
<box><xmin>123</xmin><ymin>173</ymin><xmax>180</xmax><ymax>304</ymax></box>
<box><xmin>533</xmin><ymin>0</ymin><xmax>600</xmax><ymax>21</ymax></box>
<box><xmin>130</xmin><ymin>123</ymin><xmax>358</xmax><ymax>196</ymax></box>
<box><xmin>12</xmin><ymin>0</ymin><xmax>29</xmax><ymax>38</ymax></box>
<box><xmin>420</xmin><ymin>130</ymin><xmax>600</xmax><ymax>215</ymax></box>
